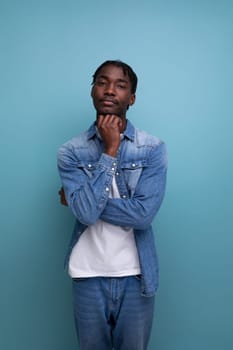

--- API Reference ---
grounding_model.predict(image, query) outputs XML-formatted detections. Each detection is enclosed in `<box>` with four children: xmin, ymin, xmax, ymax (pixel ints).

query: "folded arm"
<box><xmin>100</xmin><ymin>142</ymin><xmax>167</xmax><ymax>230</ymax></box>
<box><xmin>57</xmin><ymin>146</ymin><xmax>117</xmax><ymax>225</ymax></box>
<box><xmin>57</xmin><ymin>115</ymin><xmax>124</xmax><ymax>224</ymax></box>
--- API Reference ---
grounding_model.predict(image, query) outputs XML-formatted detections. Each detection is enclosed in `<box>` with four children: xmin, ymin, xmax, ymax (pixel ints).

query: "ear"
<box><xmin>129</xmin><ymin>94</ymin><xmax>136</xmax><ymax>106</ymax></box>
<box><xmin>90</xmin><ymin>86</ymin><xmax>94</xmax><ymax>98</ymax></box>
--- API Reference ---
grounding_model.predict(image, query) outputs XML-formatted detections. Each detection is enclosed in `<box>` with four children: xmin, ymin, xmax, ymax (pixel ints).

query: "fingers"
<box><xmin>97</xmin><ymin>114</ymin><xmax>122</xmax><ymax>139</ymax></box>
<box><xmin>97</xmin><ymin>114</ymin><xmax>122</xmax><ymax>129</ymax></box>
<box><xmin>58</xmin><ymin>187</ymin><xmax>68</xmax><ymax>206</ymax></box>
<box><xmin>96</xmin><ymin>114</ymin><xmax>122</xmax><ymax>157</ymax></box>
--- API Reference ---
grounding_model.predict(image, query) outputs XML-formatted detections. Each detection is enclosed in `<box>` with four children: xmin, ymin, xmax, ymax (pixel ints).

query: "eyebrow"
<box><xmin>96</xmin><ymin>75</ymin><xmax>129</xmax><ymax>84</ymax></box>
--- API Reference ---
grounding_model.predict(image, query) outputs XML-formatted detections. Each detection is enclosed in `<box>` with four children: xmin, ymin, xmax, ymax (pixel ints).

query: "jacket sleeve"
<box><xmin>57</xmin><ymin>143</ymin><xmax>117</xmax><ymax>225</ymax></box>
<box><xmin>100</xmin><ymin>142</ymin><xmax>168</xmax><ymax>230</ymax></box>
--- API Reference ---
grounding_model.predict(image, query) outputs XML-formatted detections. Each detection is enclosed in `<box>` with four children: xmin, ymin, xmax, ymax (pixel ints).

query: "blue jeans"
<box><xmin>72</xmin><ymin>276</ymin><xmax>155</xmax><ymax>350</ymax></box>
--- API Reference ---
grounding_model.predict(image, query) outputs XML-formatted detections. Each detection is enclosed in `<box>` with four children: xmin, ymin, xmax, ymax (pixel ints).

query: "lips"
<box><xmin>100</xmin><ymin>98</ymin><xmax>117</xmax><ymax>105</ymax></box>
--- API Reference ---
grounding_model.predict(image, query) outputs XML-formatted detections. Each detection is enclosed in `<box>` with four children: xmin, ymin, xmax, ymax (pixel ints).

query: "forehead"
<box><xmin>95</xmin><ymin>64</ymin><xmax>130</xmax><ymax>82</ymax></box>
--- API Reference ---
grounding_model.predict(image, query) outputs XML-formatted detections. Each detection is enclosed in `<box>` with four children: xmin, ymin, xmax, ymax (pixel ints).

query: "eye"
<box><xmin>117</xmin><ymin>84</ymin><xmax>126</xmax><ymax>89</ymax></box>
<box><xmin>95</xmin><ymin>80</ymin><xmax>106</xmax><ymax>86</ymax></box>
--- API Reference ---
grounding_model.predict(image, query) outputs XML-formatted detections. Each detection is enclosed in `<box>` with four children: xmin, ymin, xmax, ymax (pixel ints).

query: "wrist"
<box><xmin>105</xmin><ymin>147</ymin><xmax>118</xmax><ymax>157</ymax></box>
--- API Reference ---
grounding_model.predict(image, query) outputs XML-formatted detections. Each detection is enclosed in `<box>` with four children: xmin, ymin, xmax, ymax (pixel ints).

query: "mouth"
<box><xmin>100</xmin><ymin>98</ymin><xmax>118</xmax><ymax>106</ymax></box>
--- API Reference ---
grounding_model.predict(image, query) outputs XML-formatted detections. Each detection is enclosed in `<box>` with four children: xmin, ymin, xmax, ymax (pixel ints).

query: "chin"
<box><xmin>98</xmin><ymin>108</ymin><xmax>118</xmax><ymax>116</ymax></box>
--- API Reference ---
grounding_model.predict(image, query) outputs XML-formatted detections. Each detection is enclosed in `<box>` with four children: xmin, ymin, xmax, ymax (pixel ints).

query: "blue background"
<box><xmin>1</xmin><ymin>1</ymin><xmax>233</xmax><ymax>349</ymax></box>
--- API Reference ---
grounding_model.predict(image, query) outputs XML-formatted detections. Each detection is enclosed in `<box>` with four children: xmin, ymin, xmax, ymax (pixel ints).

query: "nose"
<box><xmin>104</xmin><ymin>82</ymin><xmax>115</xmax><ymax>95</ymax></box>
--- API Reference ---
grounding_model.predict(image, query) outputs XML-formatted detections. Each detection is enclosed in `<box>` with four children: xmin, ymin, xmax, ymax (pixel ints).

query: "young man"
<box><xmin>57</xmin><ymin>60</ymin><xmax>167</xmax><ymax>350</ymax></box>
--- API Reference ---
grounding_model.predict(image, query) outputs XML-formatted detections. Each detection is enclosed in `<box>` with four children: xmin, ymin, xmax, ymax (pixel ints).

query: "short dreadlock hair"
<box><xmin>92</xmin><ymin>60</ymin><xmax>138</xmax><ymax>94</ymax></box>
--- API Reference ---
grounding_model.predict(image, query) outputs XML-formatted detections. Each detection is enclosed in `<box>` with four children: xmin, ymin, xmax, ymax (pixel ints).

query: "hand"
<box><xmin>58</xmin><ymin>187</ymin><xmax>68</xmax><ymax>206</ymax></box>
<box><xmin>97</xmin><ymin>114</ymin><xmax>124</xmax><ymax>157</ymax></box>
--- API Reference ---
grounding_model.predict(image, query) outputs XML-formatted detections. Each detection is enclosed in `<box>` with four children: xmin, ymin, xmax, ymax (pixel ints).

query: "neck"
<box><xmin>120</xmin><ymin>118</ymin><xmax>127</xmax><ymax>133</ymax></box>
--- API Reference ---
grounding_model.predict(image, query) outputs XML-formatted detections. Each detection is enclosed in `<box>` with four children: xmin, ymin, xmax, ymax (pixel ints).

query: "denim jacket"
<box><xmin>57</xmin><ymin>120</ymin><xmax>167</xmax><ymax>297</ymax></box>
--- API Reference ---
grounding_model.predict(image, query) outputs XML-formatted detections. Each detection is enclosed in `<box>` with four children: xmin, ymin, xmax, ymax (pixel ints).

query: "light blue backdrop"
<box><xmin>1</xmin><ymin>1</ymin><xmax>233</xmax><ymax>349</ymax></box>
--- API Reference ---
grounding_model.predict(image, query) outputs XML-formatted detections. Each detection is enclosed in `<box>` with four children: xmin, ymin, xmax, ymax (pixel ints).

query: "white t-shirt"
<box><xmin>68</xmin><ymin>176</ymin><xmax>141</xmax><ymax>277</ymax></box>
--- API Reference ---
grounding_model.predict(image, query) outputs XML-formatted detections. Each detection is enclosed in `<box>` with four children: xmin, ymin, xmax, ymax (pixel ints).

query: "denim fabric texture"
<box><xmin>72</xmin><ymin>276</ymin><xmax>155</xmax><ymax>350</ymax></box>
<box><xmin>57</xmin><ymin>120</ymin><xmax>167</xmax><ymax>296</ymax></box>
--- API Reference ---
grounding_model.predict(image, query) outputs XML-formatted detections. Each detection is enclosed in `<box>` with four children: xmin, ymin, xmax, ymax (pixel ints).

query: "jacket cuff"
<box><xmin>98</xmin><ymin>153</ymin><xmax>118</xmax><ymax>173</ymax></box>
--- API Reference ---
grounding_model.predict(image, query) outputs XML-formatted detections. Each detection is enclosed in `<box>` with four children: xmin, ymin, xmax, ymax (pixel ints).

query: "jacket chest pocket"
<box><xmin>76</xmin><ymin>160</ymin><xmax>98</xmax><ymax>178</ymax></box>
<box><xmin>121</xmin><ymin>160</ymin><xmax>145</xmax><ymax>196</ymax></box>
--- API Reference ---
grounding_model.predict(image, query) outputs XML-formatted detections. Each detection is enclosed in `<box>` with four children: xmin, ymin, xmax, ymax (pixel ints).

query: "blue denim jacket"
<box><xmin>57</xmin><ymin>120</ymin><xmax>167</xmax><ymax>297</ymax></box>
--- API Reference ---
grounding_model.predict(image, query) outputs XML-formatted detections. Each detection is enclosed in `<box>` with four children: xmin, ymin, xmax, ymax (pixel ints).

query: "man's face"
<box><xmin>91</xmin><ymin>65</ymin><xmax>135</xmax><ymax>119</ymax></box>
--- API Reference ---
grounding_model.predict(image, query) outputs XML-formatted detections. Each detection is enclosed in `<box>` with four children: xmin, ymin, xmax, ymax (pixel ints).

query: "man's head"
<box><xmin>91</xmin><ymin>60</ymin><xmax>137</xmax><ymax>120</ymax></box>
<box><xmin>92</xmin><ymin>60</ymin><xmax>138</xmax><ymax>94</ymax></box>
